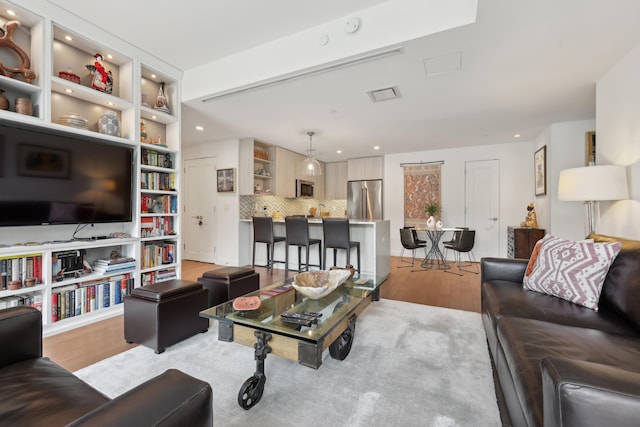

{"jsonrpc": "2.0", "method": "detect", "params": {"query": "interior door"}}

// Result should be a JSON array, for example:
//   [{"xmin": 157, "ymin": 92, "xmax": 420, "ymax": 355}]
[
  {"xmin": 183, "ymin": 157, "xmax": 216, "ymax": 263},
  {"xmin": 464, "ymin": 160, "xmax": 500, "ymax": 258}
]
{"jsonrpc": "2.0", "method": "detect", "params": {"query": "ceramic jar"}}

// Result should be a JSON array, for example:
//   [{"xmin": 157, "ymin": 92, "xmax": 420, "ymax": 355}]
[
  {"xmin": 98, "ymin": 109, "xmax": 120, "ymax": 136},
  {"xmin": 0, "ymin": 89, "xmax": 9, "ymax": 110},
  {"xmin": 426, "ymin": 216, "xmax": 436, "ymax": 230},
  {"xmin": 7, "ymin": 280, "xmax": 22, "ymax": 291},
  {"xmin": 436, "ymin": 220, "xmax": 444, "ymax": 230},
  {"xmin": 15, "ymin": 97, "xmax": 33, "ymax": 116}
]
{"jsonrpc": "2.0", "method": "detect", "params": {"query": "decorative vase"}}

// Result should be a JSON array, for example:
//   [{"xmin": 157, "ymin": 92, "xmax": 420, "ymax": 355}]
[
  {"xmin": 153, "ymin": 81, "xmax": 170, "ymax": 114},
  {"xmin": 98, "ymin": 109, "xmax": 120, "ymax": 136},
  {"xmin": 15, "ymin": 97, "xmax": 32, "ymax": 116},
  {"xmin": 0, "ymin": 89, "xmax": 9, "ymax": 110},
  {"xmin": 436, "ymin": 220, "xmax": 443, "ymax": 230},
  {"xmin": 141, "ymin": 93, "xmax": 151, "ymax": 108},
  {"xmin": 140, "ymin": 119, "xmax": 148, "ymax": 142},
  {"xmin": 426, "ymin": 216, "xmax": 436, "ymax": 230}
]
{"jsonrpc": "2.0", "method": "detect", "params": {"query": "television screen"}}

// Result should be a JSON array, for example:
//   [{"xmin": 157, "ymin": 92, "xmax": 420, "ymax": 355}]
[{"xmin": 0, "ymin": 121, "xmax": 134, "ymax": 227}]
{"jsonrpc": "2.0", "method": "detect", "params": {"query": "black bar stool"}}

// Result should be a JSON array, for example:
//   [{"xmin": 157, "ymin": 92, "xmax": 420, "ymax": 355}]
[
  {"xmin": 322, "ymin": 218, "xmax": 360, "ymax": 274},
  {"xmin": 284, "ymin": 216, "xmax": 322, "ymax": 277},
  {"xmin": 252, "ymin": 217, "xmax": 285, "ymax": 272}
]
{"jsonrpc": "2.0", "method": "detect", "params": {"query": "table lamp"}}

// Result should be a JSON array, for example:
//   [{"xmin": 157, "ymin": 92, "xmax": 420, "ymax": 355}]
[{"xmin": 557, "ymin": 165, "xmax": 628, "ymax": 235}]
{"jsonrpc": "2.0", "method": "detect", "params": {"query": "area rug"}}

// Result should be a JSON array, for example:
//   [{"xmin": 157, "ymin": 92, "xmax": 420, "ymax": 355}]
[{"xmin": 75, "ymin": 299, "xmax": 500, "ymax": 426}]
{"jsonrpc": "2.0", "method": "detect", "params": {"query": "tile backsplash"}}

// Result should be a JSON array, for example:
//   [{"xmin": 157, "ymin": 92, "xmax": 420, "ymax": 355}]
[{"xmin": 240, "ymin": 195, "xmax": 347, "ymax": 219}]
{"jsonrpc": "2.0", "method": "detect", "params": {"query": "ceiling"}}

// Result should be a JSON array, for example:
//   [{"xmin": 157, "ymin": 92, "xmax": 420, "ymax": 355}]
[{"xmin": 47, "ymin": 0, "xmax": 640, "ymax": 162}]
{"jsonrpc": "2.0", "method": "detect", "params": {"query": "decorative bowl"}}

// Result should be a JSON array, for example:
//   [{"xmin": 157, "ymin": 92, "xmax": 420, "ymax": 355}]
[
  {"xmin": 292, "ymin": 269, "xmax": 351, "ymax": 300},
  {"xmin": 58, "ymin": 70, "xmax": 81, "ymax": 84},
  {"xmin": 56, "ymin": 112, "xmax": 89, "ymax": 130}
]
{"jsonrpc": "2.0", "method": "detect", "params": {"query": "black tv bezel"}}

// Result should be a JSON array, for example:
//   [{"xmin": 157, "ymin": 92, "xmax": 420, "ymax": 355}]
[{"xmin": 0, "ymin": 120, "xmax": 135, "ymax": 227}]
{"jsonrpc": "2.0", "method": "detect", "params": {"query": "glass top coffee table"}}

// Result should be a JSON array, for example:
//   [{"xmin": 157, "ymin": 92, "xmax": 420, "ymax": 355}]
[{"xmin": 200, "ymin": 272, "xmax": 385, "ymax": 409}]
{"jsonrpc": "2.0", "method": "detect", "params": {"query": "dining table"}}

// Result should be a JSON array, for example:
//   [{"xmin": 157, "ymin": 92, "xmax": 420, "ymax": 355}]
[{"xmin": 415, "ymin": 227, "xmax": 461, "ymax": 270}]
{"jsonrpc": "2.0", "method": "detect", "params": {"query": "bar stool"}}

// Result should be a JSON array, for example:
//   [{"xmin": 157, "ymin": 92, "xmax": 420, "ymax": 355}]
[
  {"xmin": 284, "ymin": 216, "xmax": 322, "ymax": 277},
  {"xmin": 252, "ymin": 217, "xmax": 285, "ymax": 272},
  {"xmin": 322, "ymin": 218, "xmax": 360, "ymax": 274}
]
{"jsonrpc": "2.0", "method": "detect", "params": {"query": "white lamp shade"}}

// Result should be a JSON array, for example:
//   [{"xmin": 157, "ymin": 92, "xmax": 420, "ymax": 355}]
[{"xmin": 558, "ymin": 165, "xmax": 628, "ymax": 201}]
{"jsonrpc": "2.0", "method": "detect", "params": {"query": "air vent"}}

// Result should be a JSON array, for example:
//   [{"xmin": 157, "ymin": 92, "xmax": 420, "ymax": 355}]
[{"xmin": 367, "ymin": 86, "xmax": 401, "ymax": 103}]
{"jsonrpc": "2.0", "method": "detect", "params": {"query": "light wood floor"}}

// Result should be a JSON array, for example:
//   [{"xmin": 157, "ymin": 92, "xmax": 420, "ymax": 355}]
[{"xmin": 43, "ymin": 257, "xmax": 480, "ymax": 372}]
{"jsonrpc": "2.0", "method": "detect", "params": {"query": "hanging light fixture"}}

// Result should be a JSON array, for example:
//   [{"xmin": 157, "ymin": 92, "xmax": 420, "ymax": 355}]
[{"xmin": 301, "ymin": 131, "xmax": 322, "ymax": 176}]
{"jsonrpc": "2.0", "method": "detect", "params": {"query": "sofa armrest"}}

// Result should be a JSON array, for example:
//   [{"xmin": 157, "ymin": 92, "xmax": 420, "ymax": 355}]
[
  {"xmin": 0, "ymin": 306, "xmax": 42, "ymax": 367},
  {"xmin": 480, "ymin": 257, "xmax": 528, "ymax": 284},
  {"xmin": 542, "ymin": 357, "xmax": 640, "ymax": 427},
  {"xmin": 68, "ymin": 369, "xmax": 212, "ymax": 427}
]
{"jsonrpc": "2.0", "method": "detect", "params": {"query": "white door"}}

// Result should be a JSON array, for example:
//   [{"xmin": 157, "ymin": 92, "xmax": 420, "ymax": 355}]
[
  {"xmin": 465, "ymin": 160, "xmax": 500, "ymax": 258},
  {"xmin": 183, "ymin": 158, "xmax": 216, "ymax": 262}
]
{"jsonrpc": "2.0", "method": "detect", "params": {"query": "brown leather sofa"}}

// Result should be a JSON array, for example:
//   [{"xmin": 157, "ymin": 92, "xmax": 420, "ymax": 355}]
[
  {"xmin": 481, "ymin": 233, "xmax": 640, "ymax": 427},
  {"xmin": 0, "ymin": 306, "xmax": 213, "ymax": 426}
]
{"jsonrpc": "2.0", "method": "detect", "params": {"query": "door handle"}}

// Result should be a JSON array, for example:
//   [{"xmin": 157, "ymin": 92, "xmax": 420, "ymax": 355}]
[{"xmin": 489, "ymin": 217, "xmax": 498, "ymax": 221}]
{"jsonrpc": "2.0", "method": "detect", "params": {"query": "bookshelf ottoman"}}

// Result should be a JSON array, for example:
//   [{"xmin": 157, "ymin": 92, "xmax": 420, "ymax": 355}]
[
  {"xmin": 124, "ymin": 279, "xmax": 209, "ymax": 353},
  {"xmin": 197, "ymin": 266, "xmax": 260, "ymax": 308}
]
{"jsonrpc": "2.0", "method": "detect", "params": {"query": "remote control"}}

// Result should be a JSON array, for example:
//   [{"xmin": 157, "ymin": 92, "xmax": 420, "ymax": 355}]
[
  {"xmin": 301, "ymin": 311, "xmax": 322, "ymax": 318},
  {"xmin": 281, "ymin": 316, "xmax": 313, "ymax": 327},
  {"xmin": 280, "ymin": 312, "xmax": 318, "ymax": 324}
]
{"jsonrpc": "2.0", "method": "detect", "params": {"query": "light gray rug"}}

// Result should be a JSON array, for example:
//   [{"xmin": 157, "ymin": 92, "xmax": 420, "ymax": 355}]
[{"xmin": 75, "ymin": 299, "xmax": 500, "ymax": 426}]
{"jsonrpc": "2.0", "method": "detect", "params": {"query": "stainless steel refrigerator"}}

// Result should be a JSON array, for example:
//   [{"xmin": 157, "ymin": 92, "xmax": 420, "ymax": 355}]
[{"xmin": 347, "ymin": 179, "xmax": 383, "ymax": 220}]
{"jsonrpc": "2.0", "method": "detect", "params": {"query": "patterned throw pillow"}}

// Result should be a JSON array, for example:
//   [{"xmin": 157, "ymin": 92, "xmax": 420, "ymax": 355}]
[{"xmin": 523, "ymin": 234, "xmax": 621, "ymax": 311}]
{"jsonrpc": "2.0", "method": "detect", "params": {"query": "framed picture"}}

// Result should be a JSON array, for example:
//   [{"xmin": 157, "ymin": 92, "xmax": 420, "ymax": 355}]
[
  {"xmin": 18, "ymin": 144, "xmax": 71, "ymax": 179},
  {"xmin": 217, "ymin": 168, "xmax": 236, "ymax": 193},
  {"xmin": 585, "ymin": 131, "xmax": 596, "ymax": 165},
  {"xmin": 534, "ymin": 145, "xmax": 547, "ymax": 196}
]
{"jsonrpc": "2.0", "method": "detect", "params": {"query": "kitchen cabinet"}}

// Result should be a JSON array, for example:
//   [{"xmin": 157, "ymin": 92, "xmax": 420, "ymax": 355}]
[
  {"xmin": 275, "ymin": 147, "xmax": 297, "ymax": 198},
  {"xmin": 239, "ymin": 139, "xmax": 275, "ymax": 195},
  {"xmin": 325, "ymin": 162, "xmax": 348, "ymax": 199},
  {"xmin": 348, "ymin": 156, "xmax": 384, "ymax": 181}
]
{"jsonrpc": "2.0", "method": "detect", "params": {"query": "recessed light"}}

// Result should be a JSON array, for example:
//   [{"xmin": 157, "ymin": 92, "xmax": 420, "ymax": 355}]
[
  {"xmin": 373, "ymin": 146, "xmax": 380, "ymax": 150},
  {"xmin": 64, "ymin": 89, "xmax": 73, "ymax": 94},
  {"xmin": 514, "ymin": 134, "xmax": 521, "ymax": 138},
  {"xmin": 65, "ymin": 35, "xmax": 72, "ymax": 41},
  {"xmin": 107, "ymin": 101, "xmax": 115, "ymax": 106},
  {"xmin": 195, "ymin": 126, "xmax": 204, "ymax": 131},
  {"xmin": 151, "ymin": 115, "xmax": 157, "ymax": 120},
  {"xmin": 336, "ymin": 150, "xmax": 342, "ymax": 154},
  {"xmin": 106, "ymin": 54, "xmax": 113, "ymax": 59},
  {"xmin": 151, "ymin": 74, "xmax": 157, "ymax": 79},
  {"xmin": 6, "ymin": 9, "xmax": 16, "ymax": 16}
]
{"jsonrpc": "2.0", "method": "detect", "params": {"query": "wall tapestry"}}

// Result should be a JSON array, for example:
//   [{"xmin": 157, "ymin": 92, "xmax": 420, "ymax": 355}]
[{"xmin": 403, "ymin": 163, "xmax": 441, "ymax": 228}]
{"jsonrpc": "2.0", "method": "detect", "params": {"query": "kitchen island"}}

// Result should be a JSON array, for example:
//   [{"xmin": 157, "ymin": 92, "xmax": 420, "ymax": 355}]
[{"xmin": 239, "ymin": 218, "xmax": 390, "ymax": 279}]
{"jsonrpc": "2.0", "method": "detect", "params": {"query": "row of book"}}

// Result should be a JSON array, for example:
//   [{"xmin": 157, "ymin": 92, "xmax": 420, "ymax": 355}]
[
  {"xmin": 141, "ymin": 149, "xmax": 174, "ymax": 169},
  {"xmin": 140, "ymin": 216, "xmax": 175, "ymax": 238},
  {"xmin": 140, "ymin": 194, "xmax": 178, "ymax": 214},
  {"xmin": 141, "ymin": 242, "xmax": 176, "ymax": 269},
  {"xmin": 51, "ymin": 274, "xmax": 133, "ymax": 322},
  {"xmin": 141, "ymin": 267, "xmax": 177, "ymax": 286},
  {"xmin": 140, "ymin": 171, "xmax": 175, "ymax": 191},
  {"xmin": 92, "ymin": 256, "xmax": 136, "ymax": 274},
  {"xmin": 0, "ymin": 254, "xmax": 43, "ymax": 290},
  {"xmin": 0, "ymin": 293, "xmax": 42, "ymax": 311}
]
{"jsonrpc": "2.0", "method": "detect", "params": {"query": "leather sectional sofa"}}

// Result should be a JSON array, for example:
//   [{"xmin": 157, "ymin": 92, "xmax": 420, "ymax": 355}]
[
  {"xmin": 481, "ymin": 233, "xmax": 640, "ymax": 427},
  {"xmin": 0, "ymin": 306, "xmax": 213, "ymax": 426}
]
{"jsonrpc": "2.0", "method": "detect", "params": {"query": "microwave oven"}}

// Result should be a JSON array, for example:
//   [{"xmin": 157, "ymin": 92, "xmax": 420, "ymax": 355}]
[{"xmin": 296, "ymin": 179, "xmax": 314, "ymax": 198}]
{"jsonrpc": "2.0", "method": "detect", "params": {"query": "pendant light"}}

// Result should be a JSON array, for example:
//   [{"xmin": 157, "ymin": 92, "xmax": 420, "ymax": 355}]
[{"xmin": 301, "ymin": 131, "xmax": 322, "ymax": 176}]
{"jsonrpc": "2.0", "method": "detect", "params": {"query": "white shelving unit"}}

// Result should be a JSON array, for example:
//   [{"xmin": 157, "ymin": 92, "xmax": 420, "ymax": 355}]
[{"xmin": 0, "ymin": 1, "xmax": 182, "ymax": 335}]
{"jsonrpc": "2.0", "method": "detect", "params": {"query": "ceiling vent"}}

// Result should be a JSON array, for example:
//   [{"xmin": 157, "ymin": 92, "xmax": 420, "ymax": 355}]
[{"xmin": 367, "ymin": 86, "xmax": 401, "ymax": 103}]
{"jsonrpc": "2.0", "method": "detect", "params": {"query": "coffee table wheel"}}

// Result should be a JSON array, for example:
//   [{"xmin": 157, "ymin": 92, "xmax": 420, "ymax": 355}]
[
  {"xmin": 329, "ymin": 315, "xmax": 357, "ymax": 361},
  {"xmin": 238, "ymin": 374, "xmax": 265, "ymax": 410}
]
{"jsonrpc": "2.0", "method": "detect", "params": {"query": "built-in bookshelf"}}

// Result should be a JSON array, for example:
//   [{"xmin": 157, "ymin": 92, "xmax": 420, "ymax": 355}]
[{"xmin": 0, "ymin": 0, "xmax": 182, "ymax": 335}]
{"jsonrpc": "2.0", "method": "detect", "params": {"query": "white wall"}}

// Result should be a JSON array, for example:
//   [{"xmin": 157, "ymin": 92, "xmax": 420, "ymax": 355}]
[
  {"xmin": 182, "ymin": 139, "xmax": 242, "ymax": 265},
  {"xmin": 596, "ymin": 41, "xmax": 640, "ymax": 240},
  {"xmin": 384, "ymin": 141, "xmax": 533, "ymax": 259}
]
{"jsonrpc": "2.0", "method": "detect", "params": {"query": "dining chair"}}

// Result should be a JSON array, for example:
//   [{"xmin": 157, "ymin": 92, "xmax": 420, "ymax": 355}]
[
  {"xmin": 397, "ymin": 228, "xmax": 427, "ymax": 272},
  {"xmin": 445, "ymin": 229, "xmax": 478, "ymax": 275}
]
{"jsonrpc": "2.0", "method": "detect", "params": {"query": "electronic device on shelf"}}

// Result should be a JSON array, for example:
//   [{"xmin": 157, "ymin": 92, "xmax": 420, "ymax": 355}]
[{"xmin": 0, "ymin": 121, "xmax": 134, "ymax": 227}]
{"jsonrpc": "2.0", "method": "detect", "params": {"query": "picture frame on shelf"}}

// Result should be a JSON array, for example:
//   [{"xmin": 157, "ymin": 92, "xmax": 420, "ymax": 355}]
[
  {"xmin": 534, "ymin": 145, "xmax": 547, "ymax": 196},
  {"xmin": 18, "ymin": 144, "xmax": 70, "ymax": 179},
  {"xmin": 585, "ymin": 131, "xmax": 596, "ymax": 166},
  {"xmin": 217, "ymin": 168, "xmax": 236, "ymax": 193}
]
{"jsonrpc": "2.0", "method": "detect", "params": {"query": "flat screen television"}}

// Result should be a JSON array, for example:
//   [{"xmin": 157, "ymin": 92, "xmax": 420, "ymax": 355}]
[{"xmin": 0, "ymin": 121, "xmax": 134, "ymax": 227}]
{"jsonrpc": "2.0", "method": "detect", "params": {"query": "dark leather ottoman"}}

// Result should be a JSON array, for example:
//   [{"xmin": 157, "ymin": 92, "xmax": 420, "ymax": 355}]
[
  {"xmin": 197, "ymin": 266, "xmax": 260, "ymax": 308},
  {"xmin": 124, "ymin": 279, "xmax": 209, "ymax": 353}
]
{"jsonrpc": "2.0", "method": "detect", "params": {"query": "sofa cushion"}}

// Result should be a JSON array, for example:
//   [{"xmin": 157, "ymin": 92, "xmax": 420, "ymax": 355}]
[
  {"xmin": 523, "ymin": 234, "xmax": 621, "ymax": 310},
  {"xmin": 0, "ymin": 357, "xmax": 109, "ymax": 426},
  {"xmin": 590, "ymin": 234, "xmax": 640, "ymax": 333},
  {"xmin": 496, "ymin": 317, "xmax": 640, "ymax": 427}
]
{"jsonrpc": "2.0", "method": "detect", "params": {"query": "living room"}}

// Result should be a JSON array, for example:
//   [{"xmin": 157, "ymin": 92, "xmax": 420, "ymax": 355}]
[{"xmin": 2, "ymin": 0, "xmax": 640, "ymax": 425}]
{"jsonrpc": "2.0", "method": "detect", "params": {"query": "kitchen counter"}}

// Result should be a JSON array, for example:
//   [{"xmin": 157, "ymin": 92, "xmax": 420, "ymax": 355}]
[{"xmin": 239, "ymin": 219, "xmax": 390, "ymax": 278}]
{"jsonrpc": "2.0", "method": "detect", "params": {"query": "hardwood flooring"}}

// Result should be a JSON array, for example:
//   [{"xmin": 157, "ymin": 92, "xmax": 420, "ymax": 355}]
[{"xmin": 42, "ymin": 258, "xmax": 480, "ymax": 372}]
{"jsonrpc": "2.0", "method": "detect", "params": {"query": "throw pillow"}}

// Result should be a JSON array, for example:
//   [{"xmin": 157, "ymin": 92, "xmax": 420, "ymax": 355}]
[{"xmin": 523, "ymin": 234, "xmax": 621, "ymax": 310}]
